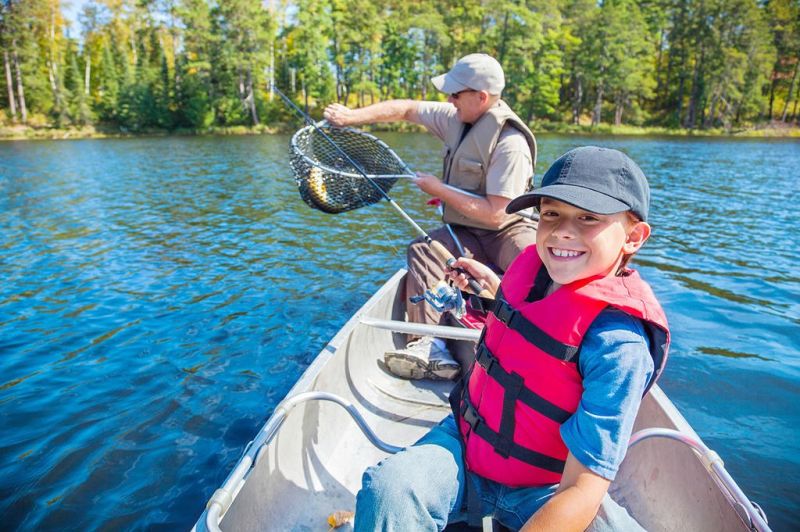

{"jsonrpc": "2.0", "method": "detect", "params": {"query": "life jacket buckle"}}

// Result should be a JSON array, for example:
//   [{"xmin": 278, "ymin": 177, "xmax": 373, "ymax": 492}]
[
  {"xmin": 475, "ymin": 343, "xmax": 495, "ymax": 373},
  {"xmin": 494, "ymin": 298, "xmax": 516, "ymax": 325},
  {"xmin": 462, "ymin": 403, "xmax": 483, "ymax": 432}
]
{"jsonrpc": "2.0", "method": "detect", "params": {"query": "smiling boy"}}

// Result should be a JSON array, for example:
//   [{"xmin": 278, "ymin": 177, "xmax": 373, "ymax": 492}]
[{"xmin": 353, "ymin": 147, "xmax": 670, "ymax": 531}]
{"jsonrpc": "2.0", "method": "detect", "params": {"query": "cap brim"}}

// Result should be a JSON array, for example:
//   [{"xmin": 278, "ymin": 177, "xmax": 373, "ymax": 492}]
[
  {"xmin": 506, "ymin": 184, "xmax": 631, "ymax": 215},
  {"xmin": 431, "ymin": 73, "xmax": 469, "ymax": 95}
]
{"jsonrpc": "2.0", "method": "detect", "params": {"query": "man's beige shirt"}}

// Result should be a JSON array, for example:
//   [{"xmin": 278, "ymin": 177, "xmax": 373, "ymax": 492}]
[{"xmin": 416, "ymin": 101, "xmax": 533, "ymax": 199}]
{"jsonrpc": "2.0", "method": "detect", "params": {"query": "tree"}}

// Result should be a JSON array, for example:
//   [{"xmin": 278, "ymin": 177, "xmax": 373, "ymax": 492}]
[
  {"xmin": 574, "ymin": 0, "xmax": 657, "ymax": 127},
  {"xmin": 0, "ymin": 1, "xmax": 18, "ymax": 122},
  {"xmin": 0, "ymin": 0, "xmax": 795, "ymax": 132},
  {"xmin": 331, "ymin": 0, "xmax": 381, "ymax": 107},
  {"xmin": 174, "ymin": 0, "xmax": 213, "ymax": 128},
  {"xmin": 285, "ymin": 0, "xmax": 333, "ymax": 113},
  {"xmin": 64, "ymin": 38, "xmax": 92, "ymax": 124},
  {"xmin": 378, "ymin": 20, "xmax": 420, "ymax": 100},
  {"xmin": 215, "ymin": 0, "xmax": 274, "ymax": 125},
  {"xmin": 766, "ymin": 0, "xmax": 800, "ymax": 122},
  {"xmin": 79, "ymin": 2, "xmax": 103, "ymax": 102}
]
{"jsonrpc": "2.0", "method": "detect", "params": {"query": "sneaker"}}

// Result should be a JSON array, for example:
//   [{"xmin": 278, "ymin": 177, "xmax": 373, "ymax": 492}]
[{"xmin": 384, "ymin": 336, "xmax": 461, "ymax": 381}]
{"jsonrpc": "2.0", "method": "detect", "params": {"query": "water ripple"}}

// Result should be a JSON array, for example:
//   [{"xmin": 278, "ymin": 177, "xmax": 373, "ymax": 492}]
[{"xmin": 1, "ymin": 134, "xmax": 798, "ymax": 530}]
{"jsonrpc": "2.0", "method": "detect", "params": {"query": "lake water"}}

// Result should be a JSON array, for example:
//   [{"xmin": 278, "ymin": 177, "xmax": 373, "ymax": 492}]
[{"xmin": 1, "ymin": 133, "xmax": 798, "ymax": 530}]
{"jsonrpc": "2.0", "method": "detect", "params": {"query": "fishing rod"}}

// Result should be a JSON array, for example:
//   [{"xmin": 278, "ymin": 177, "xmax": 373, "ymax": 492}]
[{"xmin": 272, "ymin": 83, "xmax": 492, "ymax": 299}]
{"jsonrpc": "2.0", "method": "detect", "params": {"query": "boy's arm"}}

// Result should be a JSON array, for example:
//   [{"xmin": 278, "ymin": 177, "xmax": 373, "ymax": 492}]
[
  {"xmin": 523, "ymin": 309, "xmax": 653, "ymax": 530},
  {"xmin": 520, "ymin": 453, "xmax": 610, "ymax": 532}
]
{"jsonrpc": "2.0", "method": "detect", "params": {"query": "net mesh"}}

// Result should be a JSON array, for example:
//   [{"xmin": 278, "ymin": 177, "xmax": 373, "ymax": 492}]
[{"xmin": 289, "ymin": 123, "xmax": 411, "ymax": 213}]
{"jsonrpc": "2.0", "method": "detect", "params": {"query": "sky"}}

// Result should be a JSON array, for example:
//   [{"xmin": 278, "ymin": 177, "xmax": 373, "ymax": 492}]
[{"xmin": 61, "ymin": 0, "xmax": 87, "ymax": 33}]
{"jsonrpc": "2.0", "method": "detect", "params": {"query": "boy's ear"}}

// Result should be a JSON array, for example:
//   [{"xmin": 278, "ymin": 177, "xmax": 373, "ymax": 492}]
[{"xmin": 624, "ymin": 221, "xmax": 651, "ymax": 254}]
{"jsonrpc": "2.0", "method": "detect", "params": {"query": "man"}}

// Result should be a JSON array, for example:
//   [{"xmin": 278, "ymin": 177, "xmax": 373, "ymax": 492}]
[{"xmin": 324, "ymin": 53, "xmax": 537, "ymax": 380}]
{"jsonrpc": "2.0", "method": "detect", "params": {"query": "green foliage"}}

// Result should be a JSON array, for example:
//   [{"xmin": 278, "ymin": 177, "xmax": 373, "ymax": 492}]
[
  {"xmin": 1, "ymin": 0, "xmax": 797, "ymax": 133},
  {"xmin": 287, "ymin": 0, "xmax": 334, "ymax": 108},
  {"xmin": 378, "ymin": 21, "xmax": 420, "ymax": 99},
  {"xmin": 64, "ymin": 40, "xmax": 92, "ymax": 125}
]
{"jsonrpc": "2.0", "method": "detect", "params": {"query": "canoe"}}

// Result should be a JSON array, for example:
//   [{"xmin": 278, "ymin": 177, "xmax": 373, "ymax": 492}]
[{"xmin": 193, "ymin": 270, "xmax": 770, "ymax": 532}]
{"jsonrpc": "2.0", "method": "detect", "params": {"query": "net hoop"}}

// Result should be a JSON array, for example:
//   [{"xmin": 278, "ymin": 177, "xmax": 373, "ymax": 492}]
[{"xmin": 289, "ymin": 122, "xmax": 414, "ymax": 214}]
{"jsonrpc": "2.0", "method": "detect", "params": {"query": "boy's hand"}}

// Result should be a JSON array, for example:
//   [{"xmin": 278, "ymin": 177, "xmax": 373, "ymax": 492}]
[
  {"xmin": 520, "ymin": 453, "xmax": 610, "ymax": 532},
  {"xmin": 447, "ymin": 257, "xmax": 501, "ymax": 297}
]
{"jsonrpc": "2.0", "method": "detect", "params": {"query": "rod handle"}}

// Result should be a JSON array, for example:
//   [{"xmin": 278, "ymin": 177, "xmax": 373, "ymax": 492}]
[{"xmin": 428, "ymin": 240, "xmax": 493, "ymax": 299}]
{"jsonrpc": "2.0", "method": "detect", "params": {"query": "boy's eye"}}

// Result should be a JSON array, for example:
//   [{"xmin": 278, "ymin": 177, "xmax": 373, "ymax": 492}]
[
  {"xmin": 540, "ymin": 210, "xmax": 558, "ymax": 218},
  {"xmin": 579, "ymin": 214, "xmax": 600, "ymax": 222}
]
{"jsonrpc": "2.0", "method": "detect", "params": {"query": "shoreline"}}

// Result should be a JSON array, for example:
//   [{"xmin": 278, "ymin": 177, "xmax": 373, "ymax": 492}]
[{"xmin": 1, "ymin": 121, "xmax": 798, "ymax": 141}]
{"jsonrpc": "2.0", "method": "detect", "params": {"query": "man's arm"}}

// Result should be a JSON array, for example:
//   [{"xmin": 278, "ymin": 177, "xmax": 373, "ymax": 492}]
[
  {"xmin": 419, "ymin": 127, "xmax": 531, "ymax": 230},
  {"xmin": 323, "ymin": 100, "xmax": 421, "ymax": 127},
  {"xmin": 415, "ymin": 172, "xmax": 516, "ymax": 229},
  {"xmin": 520, "ymin": 453, "xmax": 610, "ymax": 532}
]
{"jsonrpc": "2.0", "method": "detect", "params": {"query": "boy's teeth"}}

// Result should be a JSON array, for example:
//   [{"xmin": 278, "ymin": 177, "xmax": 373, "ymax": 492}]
[{"xmin": 552, "ymin": 248, "xmax": 581, "ymax": 257}]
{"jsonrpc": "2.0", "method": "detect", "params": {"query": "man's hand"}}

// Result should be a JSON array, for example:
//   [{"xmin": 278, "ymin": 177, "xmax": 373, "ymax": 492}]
[
  {"xmin": 323, "ymin": 103, "xmax": 354, "ymax": 126},
  {"xmin": 413, "ymin": 172, "xmax": 442, "ymax": 196},
  {"xmin": 324, "ymin": 100, "xmax": 421, "ymax": 128}
]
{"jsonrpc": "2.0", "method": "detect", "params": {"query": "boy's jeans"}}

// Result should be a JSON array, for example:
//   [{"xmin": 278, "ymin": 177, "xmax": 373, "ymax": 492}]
[{"xmin": 354, "ymin": 416, "xmax": 644, "ymax": 532}]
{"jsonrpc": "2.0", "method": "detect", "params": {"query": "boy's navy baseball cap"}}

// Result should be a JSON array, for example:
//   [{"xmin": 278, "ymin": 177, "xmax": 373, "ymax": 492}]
[{"xmin": 506, "ymin": 146, "xmax": 650, "ymax": 221}]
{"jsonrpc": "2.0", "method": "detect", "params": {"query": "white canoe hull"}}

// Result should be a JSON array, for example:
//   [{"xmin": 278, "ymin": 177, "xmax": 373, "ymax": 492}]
[{"xmin": 195, "ymin": 270, "xmax": 761, "ymax": 531}]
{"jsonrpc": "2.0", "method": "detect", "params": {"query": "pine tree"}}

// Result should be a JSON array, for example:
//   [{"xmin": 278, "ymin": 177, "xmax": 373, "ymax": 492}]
[
  {"xmin": 286, "ymin": 0, "xmax": 334, "ymax": 114},
  {"xmin": 96, "ymin": 39, "xmax": 120, "ymax": 123},
  {"xmin": 64, "ymin": 39, "xmax": 92, "ymax": 125},
  {"xmin": 175, "ymin": 0, "xmax": 213, "ymax": 128},
  {"xmin": 214, "ymin": 0, "xmax": 274, "ymax": 125}
]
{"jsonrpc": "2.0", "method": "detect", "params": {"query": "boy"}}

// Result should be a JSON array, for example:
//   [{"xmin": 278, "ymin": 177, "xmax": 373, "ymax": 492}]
[{"xmin": 354, "ymin": 146, "xmax": 670, "ymax": 531}]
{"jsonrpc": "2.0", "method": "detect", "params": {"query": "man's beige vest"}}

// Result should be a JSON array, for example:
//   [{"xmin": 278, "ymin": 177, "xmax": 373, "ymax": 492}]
[{"xmin": 441, "ymin": 100, "xmax": 537, "ymax": 230}]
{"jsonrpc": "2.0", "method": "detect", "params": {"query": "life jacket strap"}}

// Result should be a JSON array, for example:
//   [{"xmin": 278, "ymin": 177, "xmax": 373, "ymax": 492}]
[
  {"xmin": 448, "ymin": 363, "xmax": 482, "ymax": 527},
  {"xmin": 492, "ymin": 297, "xmax": 581, "ymax": 363},
  {"xmin": 496, "ymin": 369, "xmax": 524, "ymax": 458},
  {"xmin": 475, "ymin": 343, "xmax": 573, "ymax": 424},
  {"xmin": 461, "ymin": 401, "xmax": 566, "ymax": 474}
]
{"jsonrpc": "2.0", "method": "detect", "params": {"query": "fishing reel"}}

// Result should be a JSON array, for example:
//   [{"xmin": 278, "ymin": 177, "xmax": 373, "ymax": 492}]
[{"xmin": 409, "ymin": 280, "xmax": 466, "ymax": 319}]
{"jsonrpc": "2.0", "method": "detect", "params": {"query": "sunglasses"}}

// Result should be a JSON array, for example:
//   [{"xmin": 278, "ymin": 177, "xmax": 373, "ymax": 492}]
[{"xmin": 449, "ymin": 89, "xmax": 477, "ymax": 100}]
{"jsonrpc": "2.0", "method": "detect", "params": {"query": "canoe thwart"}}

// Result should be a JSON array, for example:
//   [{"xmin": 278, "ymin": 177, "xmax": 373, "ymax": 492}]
[{"xmin": 360, "ymin": 317, "xmax": 482, "ymax": 341}]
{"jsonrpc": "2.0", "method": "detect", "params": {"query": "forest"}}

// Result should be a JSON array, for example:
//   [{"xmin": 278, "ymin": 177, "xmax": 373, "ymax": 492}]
[{"xmin": 1, "ymin": 0, "xmax": 798, "ymax": 136}]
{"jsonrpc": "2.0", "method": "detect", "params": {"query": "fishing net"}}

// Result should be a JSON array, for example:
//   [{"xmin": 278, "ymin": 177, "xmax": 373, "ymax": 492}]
[{"xmin": 289, "ymin": 122, "xmax": 413, "ymax": 214}]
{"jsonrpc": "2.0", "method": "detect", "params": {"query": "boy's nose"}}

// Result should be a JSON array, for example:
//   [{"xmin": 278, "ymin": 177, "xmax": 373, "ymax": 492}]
[{"xmin": 552, "ymin": 221, "xmax": 577, "ymax": 238}]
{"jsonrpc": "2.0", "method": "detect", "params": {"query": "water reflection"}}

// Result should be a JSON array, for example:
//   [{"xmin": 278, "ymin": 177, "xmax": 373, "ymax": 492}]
[{"xmin": 697, "ymin": 346, "xmax": 771, "ymax": 361}]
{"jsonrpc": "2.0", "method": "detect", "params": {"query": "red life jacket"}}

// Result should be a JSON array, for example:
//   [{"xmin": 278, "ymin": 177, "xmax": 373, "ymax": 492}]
[{"xmin": 454, "ymin": 246, "xmax": 670, "ymax": 487}]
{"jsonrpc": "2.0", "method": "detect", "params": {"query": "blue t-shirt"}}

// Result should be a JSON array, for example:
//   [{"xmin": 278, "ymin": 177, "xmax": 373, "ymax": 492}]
[{"xmin": 559, "ymin": 307, "xmax": 654, "ymax": 481}]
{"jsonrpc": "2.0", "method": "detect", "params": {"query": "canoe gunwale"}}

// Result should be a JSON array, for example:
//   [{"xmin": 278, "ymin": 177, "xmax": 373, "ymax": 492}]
[
  {"xmin": 628, "ymin": 425, "xmax": 770, "ymax": 531},
  {"xmin": 196, "ymin": 270, "xmax": 408, "ymax": 532}
]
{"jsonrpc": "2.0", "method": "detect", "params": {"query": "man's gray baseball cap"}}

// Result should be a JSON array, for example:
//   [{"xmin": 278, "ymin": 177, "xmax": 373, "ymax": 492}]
[
  {"xmin": 506, "ymin": 146, "xmax": 651, "ymax": 221},
  {"xmin": 431, "ymin": 53, "xmax": 505, "ymax": 95}
]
